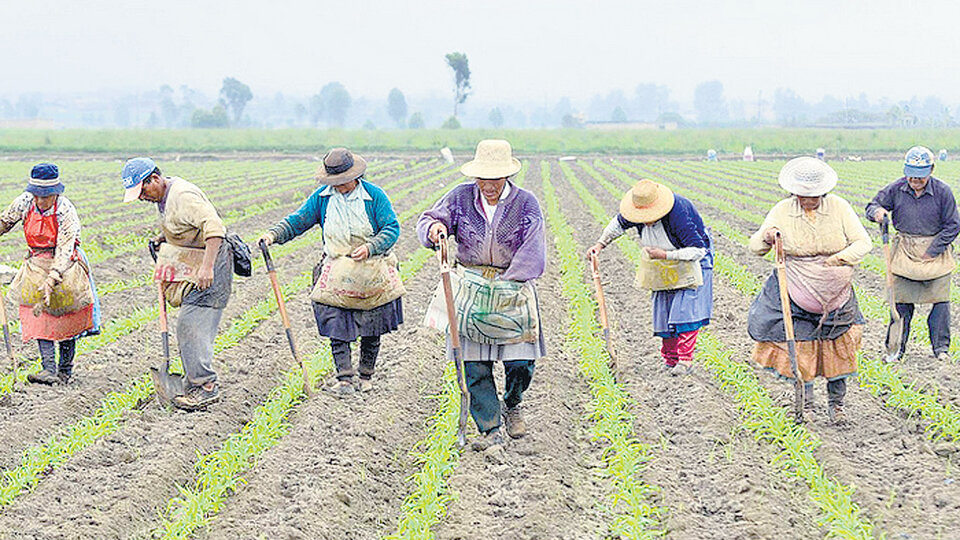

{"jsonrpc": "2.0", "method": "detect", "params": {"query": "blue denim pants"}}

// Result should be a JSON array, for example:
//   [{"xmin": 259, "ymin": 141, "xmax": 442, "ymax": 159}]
[{"xmin": 464, "ymin": 360, "xmax": 535, "ymax": 434}]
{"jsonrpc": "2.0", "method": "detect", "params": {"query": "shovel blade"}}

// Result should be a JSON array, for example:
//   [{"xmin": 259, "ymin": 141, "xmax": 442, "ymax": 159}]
[
  {"xmin": 885, "ymin": 316, "xmax": 904, "ymax": 360},
  {"xmin": 150, "ymin": 366, "xmax": 185, "ymax": 404}
]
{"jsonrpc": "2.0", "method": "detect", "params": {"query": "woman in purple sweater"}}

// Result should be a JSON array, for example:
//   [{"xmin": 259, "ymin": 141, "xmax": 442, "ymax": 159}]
[{"xmin": 418, "ymin": 140, "xmax": 546, "ymax": 451}]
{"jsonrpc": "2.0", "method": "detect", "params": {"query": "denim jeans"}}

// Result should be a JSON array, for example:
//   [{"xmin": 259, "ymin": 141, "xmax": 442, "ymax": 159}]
[
  {"xmin": 464, "ymin": 360, "xmax": 535, "ymax": 434},
  {"xmin": 178, "ymin": 303, "xmax": 222, "ymax": 387},
  {"xmin": 886, "ymin": 302, "xmax": 951, "ymax": 356},
  {"xmin": 38, "ymin": 338, "xmax": 76, "ymax": 376},
  {"xmin": 330, "ymin": 336, "xmax": 381, "ymax": 380}
]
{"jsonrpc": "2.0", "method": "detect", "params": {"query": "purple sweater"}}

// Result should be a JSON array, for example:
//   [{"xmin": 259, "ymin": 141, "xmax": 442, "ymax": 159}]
[{"xmin": 417, "ymin": 182, "xmax": 545, "ymax": 282}]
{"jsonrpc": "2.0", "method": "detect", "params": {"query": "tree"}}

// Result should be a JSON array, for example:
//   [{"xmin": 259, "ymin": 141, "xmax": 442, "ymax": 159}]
[
  {"xmin": 387, "ymin": 88, "xmax": 408, "ymax": 127},
  {"xmin": 611, "ymin": 106, "xmax": 627, "ymax": 122},
  {"xmin": 191, "ymin": 105, "xmax": 229, "ymax": 128},
  {"xmin": 219, "ymin": 77, "xmax": 253, "ymax": 125},
  {"xmin": 693, "ymin": 80, "xmax": 728, "ymax": 125},
  {"xmin": 441, "ymin": 116, "xmax": 461, "ymax": 129},
  {"xmin": 773, "ymin": 88, "xmax": 808, "ymax": 126},
  {"xmin": 489, "ymin": 107, "xmax": 504, "ymax": 128},
  {"xmin": 408, "ymin": 112, "xmax": 425, "ymax": 129},
  {"xmin": 320, "ymin": 82, "xmax": 352, "ymax": 127},
  {"xmin": 633, "ymin": 83, "xmax": 671, "ymax": 122},
  {"xmin": 308, "ymin": 93, "xmax": 325, "ymax": 126},
  {"xmin": 445, "ymin": 52, "xmax": 471, "ymax": 118},
  {"xmin": 159, "ymin": 85, "xmax": 179, "ymax": 127}
]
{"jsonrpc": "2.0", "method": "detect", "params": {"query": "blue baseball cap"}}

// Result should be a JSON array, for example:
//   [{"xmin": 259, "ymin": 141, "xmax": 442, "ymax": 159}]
[
  {"xmin": 904, "ymin": 146, "xmax": 934, "ymax": 178},
  {"xmin": 121, "ymin": 157, "xmax": 157, "ymax": 202}
]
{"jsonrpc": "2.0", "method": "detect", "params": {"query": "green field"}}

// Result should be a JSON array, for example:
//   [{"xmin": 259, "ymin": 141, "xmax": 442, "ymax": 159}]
[{"xmin": 2, "ymin": 127, "xmax": 960, "ymax": 156}]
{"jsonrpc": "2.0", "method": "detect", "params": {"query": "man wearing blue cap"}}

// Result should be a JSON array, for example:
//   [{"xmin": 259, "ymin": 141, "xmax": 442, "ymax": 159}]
[
  {"xmin": 867, "ymin": 146, "xmax": 960, "ymax": 362},
  {"xmin": 121, "ymin": 157, "xmax": 232, "ymax": 410}
]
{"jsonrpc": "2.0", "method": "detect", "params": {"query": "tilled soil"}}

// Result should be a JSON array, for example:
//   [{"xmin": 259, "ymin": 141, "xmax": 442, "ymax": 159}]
[
  {"xmin": 578, "ymin": 160, "xmax": 960, "ymax": 538},
  {"xmin": 551, "ymin": 163, "xmax": 821, "ymax": 539}
]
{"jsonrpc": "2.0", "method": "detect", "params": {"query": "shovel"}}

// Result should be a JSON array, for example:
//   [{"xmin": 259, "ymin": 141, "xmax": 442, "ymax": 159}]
[
  {"xmin": 437, "ymin": 231, "xmax": 470, "ymax": 448},
  {"xmin": 774, "ymin": 232, "xmax": 804, "ymax": 423},
  {"xmin": 881, "ymin": 214, "xmax": 904, "ymax": 361},
  {"xmin": 149, "ymin": 280, "xmax": 185, "ymax": 404},
  {"xmin": 0, "ymin": 288, "xmax": 15, "ymax": 395},
  {"xmin": 259, "ymin": 240, "xmax": 312, "ymax": 397},
  {"xmin": 588, "ymin": 253, "xmax": 618, "ymax": 373}
]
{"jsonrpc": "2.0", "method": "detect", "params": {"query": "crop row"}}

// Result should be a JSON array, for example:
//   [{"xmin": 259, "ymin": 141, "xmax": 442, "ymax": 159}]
[{"xmin": 560, "ymin": 160, "xmax": 878, "ymax": 537}]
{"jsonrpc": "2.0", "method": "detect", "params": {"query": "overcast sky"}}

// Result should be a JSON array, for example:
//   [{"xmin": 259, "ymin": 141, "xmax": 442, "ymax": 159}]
[{"xmin": 2, "ymin": 0, "xmax": 957, "ymax": 105}]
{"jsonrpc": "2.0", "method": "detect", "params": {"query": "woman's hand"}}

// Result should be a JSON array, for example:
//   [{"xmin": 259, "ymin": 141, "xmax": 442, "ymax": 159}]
[
  {"xmin": 586, "ymin": 243, "xmax": 604, "ymax": 259},
  {"xmin": 644, "ymin": 247, "xmax": 668, "ymax": 260},
  {"xmin": 428, "ymin": 222, "xmax": 448, "ymax": 244},
  {"xmin": 41, "ymin": 275, "xmax": 56, "ymax": 306},
  {"xmin": 762, "ymin": 227, "xmax": 781, "ymax": 245},
  {"xmin": 824, "ymin": 255, "xmax": 843, "ymax": 267},
  {"xmin": 350, "ymin": 244, "xmax": 370, "ymax": 261}
]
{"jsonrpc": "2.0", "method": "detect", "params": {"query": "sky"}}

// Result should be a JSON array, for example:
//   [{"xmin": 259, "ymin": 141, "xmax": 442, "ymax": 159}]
[{"xmin": 2, "ymin": 0, "xmax": 957, "ymax": 106}]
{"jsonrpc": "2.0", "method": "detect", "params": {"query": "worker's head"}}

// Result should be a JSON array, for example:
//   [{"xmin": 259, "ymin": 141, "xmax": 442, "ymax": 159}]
[
  {"xmin": 903, "ymin": 146, "xmax": 935, "ymax": 184},
  {"xmin": 121, "ymin": 157, "xmax": 163, "ymax": 203},
  {"xmin": 475, "ymin": 177, "xmax": 508, "ymax": 205},
  {"xmin": 778, "ymin": 157, "xmax": 838, "ymax": 198},
  {"xmin": 26, "ymin": 163, "xmax": 64, "ymax": 210},
  {"xmin": 316, "ymin": 148, "xmax": 367, "ymax": 187}
]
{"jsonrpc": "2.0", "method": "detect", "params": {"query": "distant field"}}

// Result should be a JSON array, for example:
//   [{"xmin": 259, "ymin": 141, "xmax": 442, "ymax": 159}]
[{"xmin": 2, "ymin": 127, "xmax": 960, "ymax": 156}]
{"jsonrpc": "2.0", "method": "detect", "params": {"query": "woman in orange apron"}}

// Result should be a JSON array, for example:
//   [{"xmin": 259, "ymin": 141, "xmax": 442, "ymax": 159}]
[{"xmin": 0, "ymin": 164, "xmax": 100, "ymax": 385}]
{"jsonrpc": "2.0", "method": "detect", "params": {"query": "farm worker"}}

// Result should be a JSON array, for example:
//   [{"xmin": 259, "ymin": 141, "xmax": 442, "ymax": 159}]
[
  {"xmin": 706, "ymin": 149, "xmax": 718, "ymax": 161},
  {"xmin": 743, "ymin": 146, "xmax": 754, "ymax": 161},
  {"xmin": 586, "ymin": 179, "xmax": 713, "ymax": 375},
  {"xmin": 939, "ymin": 149, "xmax": 948, "ymax": 161},
  {"xmin": 748, "ymin": 157, "xmax": 871, "ymax": 423},
  {"xmin": 121, "ymin": 157, "xmax": 234, "ymax": 411},
  {"xmin": 0, "ymin": 164, "xmax": 100, "ymax": 385},
  {"xmin": 259, "ymin": 148, "xmax": 403, "ymax": 396},
  {"xmin": 865, "ymin": 146, "xmax": 960, "ymax": 362},
  {"xmin": 816, "ymin": 148, "xmax": 825, "ymax": 161},
  {"xmin": 418, "ymin": 139, "xmax": 546, "ymax": 451}
]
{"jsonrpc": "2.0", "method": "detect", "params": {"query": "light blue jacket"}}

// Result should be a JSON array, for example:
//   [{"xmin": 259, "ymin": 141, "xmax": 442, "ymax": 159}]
[{"xmin": 271, "ymin": 179, "xmax": 400, "ymax": 256}]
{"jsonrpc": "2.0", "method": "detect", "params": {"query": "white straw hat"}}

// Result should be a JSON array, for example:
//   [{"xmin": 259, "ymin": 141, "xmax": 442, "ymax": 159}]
[
  {"xmin": 460, "ymin": 139, "xmax": 522, "ymax": 179},
  {"xmin": 778, "ymin": 156, "xmax": 838, "ymax": 197}
]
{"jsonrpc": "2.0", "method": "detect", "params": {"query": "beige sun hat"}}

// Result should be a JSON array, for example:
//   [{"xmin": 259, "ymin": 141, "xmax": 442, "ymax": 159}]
[
  {"xmin": 315, "ymin": 147, "xmax": 367, "ymax": 185},
  {"xmin": 620, "ymin": 179, "xmax": 675, "ymax": 223},
  {"xmin": 460, "ymin": 139, "xmax": 522, "ymax": 179},
  {"xmin": 778, "ymin": 156, "xmax": 838, "ymax": 196}
]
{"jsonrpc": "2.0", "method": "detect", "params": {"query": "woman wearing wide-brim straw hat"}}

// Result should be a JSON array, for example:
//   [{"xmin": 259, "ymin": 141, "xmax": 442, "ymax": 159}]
[
  {"xmin": 587, "ymin": 178, "xmax": 713, "ymax": 375},
  {"xmin": 0, "ymin": 163, "xmax": 101, "ymax": 386},
  {"xmin": 747, "ymin": 157, "xmax": 871, "ymax": 424},
  {"xmin": 259, "ymin": 147, "xmax": 404, "ymax": 396},
  {"xmin": 418, "ymin": 139, "xmax": 546, "ymax": 451}
]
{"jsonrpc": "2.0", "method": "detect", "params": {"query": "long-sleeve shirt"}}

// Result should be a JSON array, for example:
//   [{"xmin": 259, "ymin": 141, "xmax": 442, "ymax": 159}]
[
  {"xmin": 597, "ymin": 194, "xmax": 712, "ymax": 268},
  {"xmin": 865, "ymin": 176, "xmax": 960, "ymax": 258},
  {"xmin": 159, "ymin": 178, "xmax": 226, "ymax": 248},
  {"xmin": 268, "ymin": 179, "xmax": 400, "ymax": 256},
  {"xmin": 417, "ymin": 181, "xmax": 545, "ymax": 282},
  {"xmin": 0, "ymin": 192, "xmax": 81, "ymax": 276},
  {"xmin": 750, "ymin": 194, "xmax": 871, "ymax": 264}
]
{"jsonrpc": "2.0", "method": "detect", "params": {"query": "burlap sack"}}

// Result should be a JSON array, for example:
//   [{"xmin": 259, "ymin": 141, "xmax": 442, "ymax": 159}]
[
  {"xmin": 310, "ymin": 253, "xmax": 405, "ymax": 310},
  {"xmin": 634, "ymin": 251, "xmax": 703, "ymax": 291},
  {"xmin": 423, "ymin": 266, "xmax": 540, "ymax": 345},
  {"xmin": 7, "ymin": 257, "xmax": 93, "ymax": 316},
  {"xmin": 890, "ymin": 234, "xmax": 955, "ymax": 281}
]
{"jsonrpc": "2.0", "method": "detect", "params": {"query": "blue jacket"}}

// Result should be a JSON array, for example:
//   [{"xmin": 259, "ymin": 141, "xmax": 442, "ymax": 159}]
[
  {"xmin": 272, "ymin": 180, "xmax": 400, "ymax": 255},
  {"xmin": 617, "ymin": 194, "xmax": 713, "ymax": 269}
]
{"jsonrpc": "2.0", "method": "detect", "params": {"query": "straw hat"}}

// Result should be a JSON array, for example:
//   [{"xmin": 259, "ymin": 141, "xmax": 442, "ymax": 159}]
[
  {"xmin": 777, "ymin": 156, "xmax": 838, "ymax": 196},
  {"xmin": 460, "ymin": 139, "xmax": 522, "ymax": 179},
  {"xmin": 315, "ymin": 148, "xmax": 367, "ymax": 185},
  {"xmin": 619, "ymin": 179, "xmax": 675, "ymax": 223}
]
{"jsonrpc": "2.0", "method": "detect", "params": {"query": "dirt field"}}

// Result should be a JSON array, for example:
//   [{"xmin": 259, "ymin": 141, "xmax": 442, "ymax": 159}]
[{"xmin": 0, "ymin": 156, "xmax": 957, "ymax": 539}]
